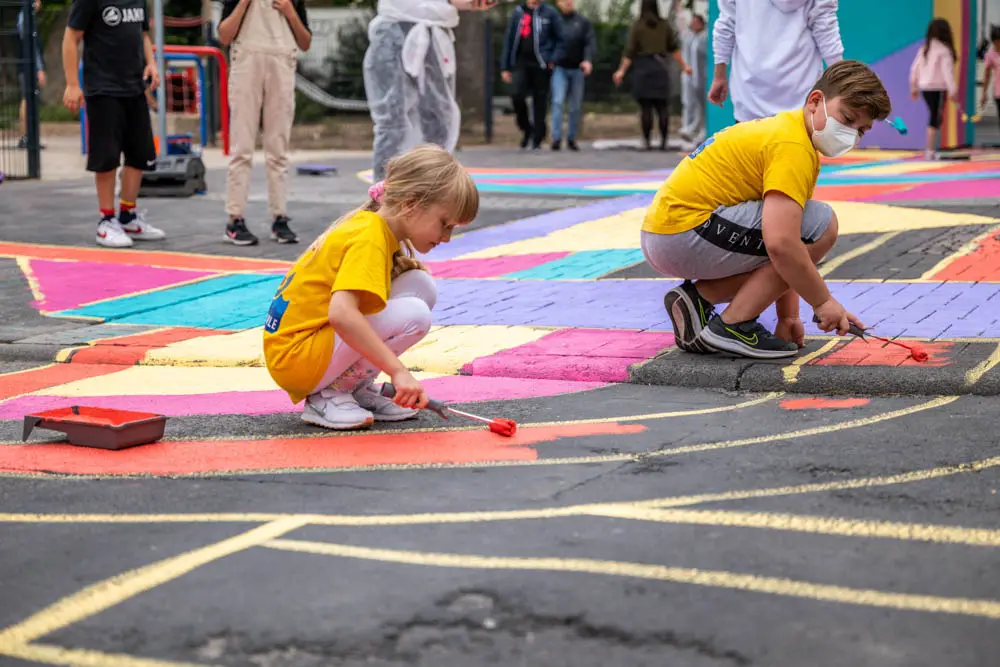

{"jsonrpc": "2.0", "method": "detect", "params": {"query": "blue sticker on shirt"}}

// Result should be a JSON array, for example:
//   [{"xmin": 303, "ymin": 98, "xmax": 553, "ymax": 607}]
[
  {"xmin": 688, "ymin": 135, "xmax": 715, "ymax": 159},
  {"xmin": 265, "ymin": 272, "xmax": 295, "ymax": 333}
]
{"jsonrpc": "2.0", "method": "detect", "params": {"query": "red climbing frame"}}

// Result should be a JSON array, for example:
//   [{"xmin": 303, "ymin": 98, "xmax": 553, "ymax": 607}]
[{"xmin": 161, "ymin": 45, "xmax": 230, "ymax": 156}]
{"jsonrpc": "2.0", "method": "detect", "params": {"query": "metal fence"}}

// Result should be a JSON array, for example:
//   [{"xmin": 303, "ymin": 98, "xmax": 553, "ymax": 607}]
[{"xmin": 0, "ymin": 0, "xmax": 40, "ymax": 179}]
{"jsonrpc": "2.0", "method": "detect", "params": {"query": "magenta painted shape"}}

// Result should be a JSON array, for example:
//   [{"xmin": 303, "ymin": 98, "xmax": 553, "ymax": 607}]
[
  {"xmin": 1, "ymin": 376, "xmax": 606, "ymax": 420},
  {"xmin": 461, "ymin": 328, "xmax": 676, "ymax": 382},
  {"xmin": 26, "ymin": 259, "xmax": 219, "ymax": 313},
  {"xmin": 862, "ymin": 179, "xmax": 1000, "ymax": 202},
  {"xmin": 424, "ymin": 253, "xmax": 571, "ymax": 279}
]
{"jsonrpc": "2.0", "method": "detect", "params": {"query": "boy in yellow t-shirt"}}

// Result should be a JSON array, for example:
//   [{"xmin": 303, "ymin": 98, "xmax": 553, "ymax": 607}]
[
  {"xmin": 263, "ymin": 145, "xmax": 479, "ymax": 430},
  {"xmin": 641, "ymin": 60, "xmax": 891, "ymax": 359}
]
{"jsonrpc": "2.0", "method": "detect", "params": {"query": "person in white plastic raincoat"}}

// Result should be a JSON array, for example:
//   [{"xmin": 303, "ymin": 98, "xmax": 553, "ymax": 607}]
[{"xmin": 364, "ymin": 0, "xmax": 495, "ymax": 180}]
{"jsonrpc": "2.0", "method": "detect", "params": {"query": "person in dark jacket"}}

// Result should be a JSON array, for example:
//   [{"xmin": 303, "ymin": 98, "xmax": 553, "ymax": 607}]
[
  {"xmin": 550, "ymin": 0, "xmax": 594, "ymax": 151},
  {"xmin": 501, "ymin": 0, "xmax": 565, "ymax": 149},
  {"xmin": 612, "ymin": 0, "xmax": 690, "ymax": 150}
]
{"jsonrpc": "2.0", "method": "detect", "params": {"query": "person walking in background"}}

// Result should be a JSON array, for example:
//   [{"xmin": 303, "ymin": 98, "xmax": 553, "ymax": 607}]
[
  {"xmin": 17, "ymin": 0, "xmax": 45, "ymax": 150},
  {"xmin": 982, "ymin": 26, "xmax": 1000, "ymax": 133},
  {"xmin": 910, "ymin": 18, "xmax": 959, "ymax": 161},
  {"xmin": 612, "ymin": 0, "xmax": 691, "ymax": 151},
  {"xmin": 708, "ymin": 0, "xmax": 843, "ymax": 122},
  {"xmin": 549, "ymin": 0, "xmax": 594, "ymax": 151},
  {"xmin": 501, "ymin": 0, "xmax": 565, "ymax": 150},
  {"xmin": 218, "ymin": 0, "xmax": 312, "ymax": 246},
  {"xmin": 679, "ymin": 12, "xmax": 707, "ymax": 143},
  {"xmin": 62, "ymin": 0, "xmax": 166, "ymax": 249}
]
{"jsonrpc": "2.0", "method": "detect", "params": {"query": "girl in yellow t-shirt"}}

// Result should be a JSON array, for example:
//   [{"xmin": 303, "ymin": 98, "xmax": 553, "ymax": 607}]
[{"xmin": 263, "ymin": 145, "xmax": 479, "ymax": 430}]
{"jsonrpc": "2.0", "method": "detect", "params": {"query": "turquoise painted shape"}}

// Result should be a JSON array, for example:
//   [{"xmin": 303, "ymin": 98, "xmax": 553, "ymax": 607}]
[
  {"xmin": 506, "ymin": 249, "xmax": 647, "ymax": 280},
  {"xmin": 54, "ymin": 273, "xmax": 283, "ymax": 330}
]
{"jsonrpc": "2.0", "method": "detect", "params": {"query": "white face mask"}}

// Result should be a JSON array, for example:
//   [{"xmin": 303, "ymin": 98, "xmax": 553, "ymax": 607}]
[{"xmin": 810, "ymin": 97, "xmax": 859, "ymax": 158}]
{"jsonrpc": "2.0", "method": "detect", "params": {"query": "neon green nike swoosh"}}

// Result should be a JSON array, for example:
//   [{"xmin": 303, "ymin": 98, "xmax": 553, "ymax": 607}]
[{"xmin": 725, "ymin": 327, "xmax": 759, "ymax": 346}]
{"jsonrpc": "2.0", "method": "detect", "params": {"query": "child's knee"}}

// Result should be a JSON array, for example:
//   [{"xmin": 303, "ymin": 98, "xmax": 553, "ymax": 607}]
[
  {"xmin": 809, "ymin": 209, "xmax": 838, "ymax": 261},
  {"xmin": 406, "ymin": 298, "xmax": 433, "ymax": 338},
  {"xmin": 393, "ymin": 269, "xmax": 438, "ymax": 311}
]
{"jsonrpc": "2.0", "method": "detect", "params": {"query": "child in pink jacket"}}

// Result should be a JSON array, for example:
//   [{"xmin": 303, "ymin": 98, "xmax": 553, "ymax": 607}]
[
  {"xmin": 910, "ymin": 18, "xmax": 958, "ymax": 160},
  {"xmin": 980, "ymin": 26, "xmax": 1000, "ymax": 132}
]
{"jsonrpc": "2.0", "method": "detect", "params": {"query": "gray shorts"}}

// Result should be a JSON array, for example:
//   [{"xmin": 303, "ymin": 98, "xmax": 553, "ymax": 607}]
[{"xmin": 641, "ymin": 200, "xmax": 834, "ymax": 281}]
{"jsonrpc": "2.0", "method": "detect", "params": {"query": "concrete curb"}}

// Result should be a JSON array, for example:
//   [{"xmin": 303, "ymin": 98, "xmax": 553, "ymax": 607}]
[{"xmin": 629, "ymin": 339, "xmax": 1000, "ymax": 397}]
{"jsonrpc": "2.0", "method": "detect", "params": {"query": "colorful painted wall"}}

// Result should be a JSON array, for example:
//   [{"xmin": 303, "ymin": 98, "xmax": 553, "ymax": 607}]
[{"xmin": 706, "ymin": 0, "xmax": 978, "ymax": 149}]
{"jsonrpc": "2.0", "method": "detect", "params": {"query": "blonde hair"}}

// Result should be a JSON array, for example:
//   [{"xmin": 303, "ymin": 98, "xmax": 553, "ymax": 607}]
[{"xmin": 314, "ymin": 144, "xmax": 479, "ymax": 279}]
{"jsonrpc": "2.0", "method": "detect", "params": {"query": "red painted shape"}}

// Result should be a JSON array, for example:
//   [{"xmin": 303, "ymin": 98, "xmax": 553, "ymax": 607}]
[
  {"xmin": 2, "ymin": 422, "xmax": 646, "ymax": 476},
  {"xmin": 0, "ymin": 242, "xmax": 290, "ymax": 273},
  {"xmin": 27, "ymin": 406, "xmax": 162, "ymax": 427},
  {"xmin": 69, "ymin": 327, "xmax": 230, "ymax": 365},
  {"xmin": 928, "ymin": 230, "xmax": 1000, "ymax": 282},
  {"xmin": 811, "ymin": 339, "xmax": 954, "ymax": 367},
  {"xmin": 0, "ymin": 364, "xmax": 124, "ymax": 401},
  {"xmin": 780, "ymin": 397, "xmax": 871, "ymax": 410}
]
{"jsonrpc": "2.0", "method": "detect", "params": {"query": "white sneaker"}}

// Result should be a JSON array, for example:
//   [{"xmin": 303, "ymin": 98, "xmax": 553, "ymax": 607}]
[
  {"xmin": 121, "ymin": 210, "xmax": 166, "ymax": 241},
  {"xmin": 353, "ymin": 381, "xmax": 419, "ymax": 422},
  {"xmin": 301, "ymin": 388, "xmax": 374, "ymax": 430},
  {"xmin": 96, "ymin": 218, "xmax": 134, "ymax": 248}
]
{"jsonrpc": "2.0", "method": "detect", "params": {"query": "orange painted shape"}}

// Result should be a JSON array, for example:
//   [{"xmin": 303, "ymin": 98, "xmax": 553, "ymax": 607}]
[
  {"xmin": 2, "ymin": 422, "xmax": 646, "ymax": 476},
  {"xmin": 928, "ymin": 230, "xmax": 1000, "ymax": 282},
  {"xmin": 780, "ymin": 397, "xmax": 871, "ymax": 410},
  {"xmin": 0, "ymin": 241, "xmax": 291, "ymax": 273},
  {"xmin": 811, "ymin": 339, "xmax": 954, "ymax": 368},
  {"xmin": 70, "ymin": 327, "xmax": 230, "ymax": 365},
  {"xmin": 0, "ymin": 364, "xmax": 125, "ymax": 401}
]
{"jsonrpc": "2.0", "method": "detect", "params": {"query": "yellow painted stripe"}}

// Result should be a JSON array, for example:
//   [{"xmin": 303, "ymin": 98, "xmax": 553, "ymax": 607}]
[
  {"xmin": 15, "ymin": 256, "xmax": 45, "ymax": 305},
  {"xmin": 782, "ymin": 339, "xmax": 840, "ymax": 384},
  {"xmin": 587, "ymin": 507, "xmax": 1000, "ymax": 547},
  {"xmin": 818, "ymin": 232, "xmax": 901, "ymax": 277},
  {"xmin": 965, "ymin": 342, "xmax": 1000, "ymax": 387},
  {"xmin": 264, "ymin": 539, "xmax": 1000, "ymax": 619},
  {"xmin": 0, "ymin": 643, "xmax": 209, "ymax": 667},
  {"xmin": 0, "ymin": 517, "xmax": 308, "ymax": 648},
  {"xmin": 919, "ymin": 223, "xmax": 1000, "ymax": 280}
]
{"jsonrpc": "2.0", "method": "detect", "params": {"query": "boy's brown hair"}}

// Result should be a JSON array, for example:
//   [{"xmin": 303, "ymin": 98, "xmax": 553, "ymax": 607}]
[{"xmin": 809, "ymin": 59, "xmax": 892, "ymax": 121}]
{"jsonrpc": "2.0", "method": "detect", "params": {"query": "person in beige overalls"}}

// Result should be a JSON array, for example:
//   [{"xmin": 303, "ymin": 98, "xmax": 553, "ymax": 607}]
[{"xmin": 218, "ymin": 0, "xmax": 312, "ymax": 246}]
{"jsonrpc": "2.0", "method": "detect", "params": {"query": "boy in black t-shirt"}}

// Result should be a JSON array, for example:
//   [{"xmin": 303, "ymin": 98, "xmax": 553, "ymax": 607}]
[{"xmin": 62, "ymin": 0, "xmax": 166, "ymax": 248}]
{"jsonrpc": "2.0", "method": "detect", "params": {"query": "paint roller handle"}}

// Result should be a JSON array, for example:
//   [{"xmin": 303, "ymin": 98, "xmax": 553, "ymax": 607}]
[
  {"xmin": 379, "ymin": 382, "xmax": 449, "ymax": 419},
  {"xmin": 812, "ymin": 314, "xmax": 866, "ymax": 339}
]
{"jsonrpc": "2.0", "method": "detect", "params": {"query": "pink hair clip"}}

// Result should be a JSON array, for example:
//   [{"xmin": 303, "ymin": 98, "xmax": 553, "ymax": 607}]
[{"xmin": 368, "ymin": 180, "xmax": 386, "ymax": 203}]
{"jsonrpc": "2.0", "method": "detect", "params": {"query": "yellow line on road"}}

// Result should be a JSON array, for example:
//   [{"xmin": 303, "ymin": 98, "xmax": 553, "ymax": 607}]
[
  {"xmin": 818, "ymin": 231, "xmax": 901, "ymax": 277},
  {"xmin": 0, "ymin": 517, "xmax": 308, "ymax": 648},
  {"xmin": 587, "ymin": 507, "xmax": 1000, "ymax": 547},
  {"xmin": 782, "ymin": 339, "xmax": 840, "ymax": 384},
  {"xmin": 965, "ymin": 342, "xmax": 1000, "ymax": 387},
  {"xmin": 263, "ymin": 539, "xmax": 1000, "ymax": 619},
  {"xmin": 919, "ymin": 223, "xmax": 1000, "ymax": 280},
  {"xmin": 0, "ymin": 643, "xmax": 208, "ymax": 667}
]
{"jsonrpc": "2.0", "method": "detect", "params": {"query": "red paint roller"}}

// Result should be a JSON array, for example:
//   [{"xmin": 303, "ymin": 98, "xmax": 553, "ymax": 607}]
[
  {"xmin": 813, "ymin": 315, "xmax": 928, "ymax": 362},
  {"xmin": 379, "ymin": 383, "xmax": 517, "ymax": 437}
]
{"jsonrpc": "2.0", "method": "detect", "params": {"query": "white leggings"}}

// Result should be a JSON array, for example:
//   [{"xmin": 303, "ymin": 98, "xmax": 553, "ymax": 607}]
[{"xmin": 311, "ymin": 269, "xmax": 437, "ymax": 395}]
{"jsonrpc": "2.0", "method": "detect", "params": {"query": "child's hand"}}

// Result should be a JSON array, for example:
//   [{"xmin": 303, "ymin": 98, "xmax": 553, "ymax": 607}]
[
  {"xmin": 814, "ymin": 298, "xmax": 864, "ymax": 336},
  {"xmin": 389, "ymin": 369, "xmax": 428, "ymax": 410},
  {"xmin": 774, "ymin": 317, "xmax": 805, "ymax": 349},
  {"xmin": 910, "ymin": 89, "xmax": 919, "ymax": 101}
]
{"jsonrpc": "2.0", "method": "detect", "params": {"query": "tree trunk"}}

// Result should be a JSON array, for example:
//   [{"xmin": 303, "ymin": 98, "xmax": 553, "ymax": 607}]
[{"xmin": 453, "ymin": 12, "xmax": 486, "ymax": 136}]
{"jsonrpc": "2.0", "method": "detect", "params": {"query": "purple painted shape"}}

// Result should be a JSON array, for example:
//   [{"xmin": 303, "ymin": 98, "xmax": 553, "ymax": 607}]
[
  {"xmin": 859, "ymin": 41, "xmax": 926, "ymax": 151},
  {"xmin": 461, "ymin": 328, "xmax": 675, "ymax": 382},
  {"xmin": 424, "ymin": 253, "xmax": 571, "ymax": 278},
  {"xmin": 28, "ymin": 259, "xmax": 218, "ymax": 313},
  {"xmin": 863, "ymin": 179, "xmax": 1000, "ymax": 201},
  {"xmin": 421, "ymin": 194, "xmax": 654, "ymax": 261},
  {"xmin": 0, "ymin": 376, "xmax": 607, "ymax": 421},
  {"xmin": 436, "ymin": 279, "xmax": 1000, "ymax": 338}
]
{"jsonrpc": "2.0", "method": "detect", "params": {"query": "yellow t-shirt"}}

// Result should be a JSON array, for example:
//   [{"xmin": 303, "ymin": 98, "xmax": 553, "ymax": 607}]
[
  {"xmin": 263, "ymin": 210, "xmax": 399, "ymax": 403},
  {"xmin": 642, "ymin": 109, "xmax": 821, "ymax": 235}
]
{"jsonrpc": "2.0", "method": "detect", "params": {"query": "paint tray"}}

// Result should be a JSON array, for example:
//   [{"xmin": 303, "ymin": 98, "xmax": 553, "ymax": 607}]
[
  {"xmin": 22, "ymin": 406, "xmax": 167, "ymax": 450},
  {"xmin": 297, "ymin": 164, "xmax": 338, "ymax": 176}
]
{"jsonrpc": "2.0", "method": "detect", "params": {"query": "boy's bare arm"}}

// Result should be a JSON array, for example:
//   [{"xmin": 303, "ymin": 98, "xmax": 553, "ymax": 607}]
[
  {"xmin": 761, "ymin": 191, "xmax": 831, "ymax": 307},
  {"xmin": 61, "ymin": 28, "xmax": 84, "ymax": 112}
]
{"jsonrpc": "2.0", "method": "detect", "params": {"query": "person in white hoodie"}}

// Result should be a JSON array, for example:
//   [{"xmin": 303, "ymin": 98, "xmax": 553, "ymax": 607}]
[{"xmin": 708, "ymin": 0, "xmax": 844, "ymax": 123}]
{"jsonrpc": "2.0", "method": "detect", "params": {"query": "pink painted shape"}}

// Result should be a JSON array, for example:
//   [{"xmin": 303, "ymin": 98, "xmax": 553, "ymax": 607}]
[
  {"xmin": 461, "ymin": 328, "xmax": 676, "ymax": 382},
  {"xmin": 424, "ymin": 253, "xmax": 571, "ymax": 279},
  {"xmin": 27, "ymin": 259, "xmax": 218, "ymax": 313},
  {"xmin": 1, "ymin": 376, "xmax": 605, "ymax": 420},
  {"xmin": 862, "ymin": 179, "xmax": 1000, "ymax": 202}
]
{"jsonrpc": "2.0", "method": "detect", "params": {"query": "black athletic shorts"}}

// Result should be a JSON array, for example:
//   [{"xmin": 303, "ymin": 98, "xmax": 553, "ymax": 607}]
[{"xmin": 85, "ymin": 94, "xmax": 156, "ymax": 173}]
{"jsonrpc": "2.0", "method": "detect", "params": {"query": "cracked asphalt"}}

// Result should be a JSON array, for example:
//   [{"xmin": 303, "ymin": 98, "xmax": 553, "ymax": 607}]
[{"xmin": 1, "ymin": 146, "xmax": 1000, "ymax": 666}]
